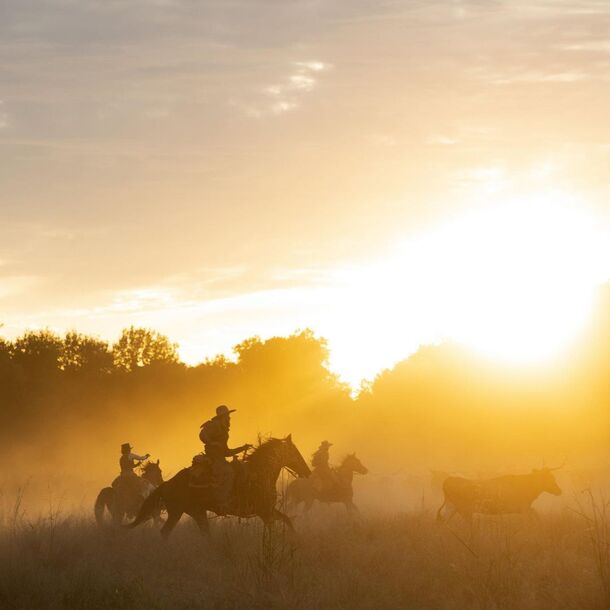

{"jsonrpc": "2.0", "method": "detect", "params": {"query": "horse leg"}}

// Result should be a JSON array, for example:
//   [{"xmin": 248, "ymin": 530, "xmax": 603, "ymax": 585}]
[
  {"xmin": 112, "ymin": 506, "xmax": 124, "ymax": 527},
  {"xmin": 270, "ymin": 508, "xmax": 295, "ymax": 533},
  {"xmin": 161, "ymin": 509, "xmax": 183, "ymax": 539},
  {"xmin": 152, "ymin": 507, "xmax": 165, "ymax": 528},
  {"xmin": 191, "ymin": 510, "xmax": 211, "ymax": 538}
]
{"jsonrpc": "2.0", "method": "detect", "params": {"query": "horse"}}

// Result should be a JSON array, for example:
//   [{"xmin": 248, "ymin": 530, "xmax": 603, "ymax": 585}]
[
  {"xmin": 126, "ymin": 434, "xmax": 310, "ymax": 538},
  {"xmin": 94, "ymin": 459, "xmax": 164, "ymax": 527},
  {"xmin": 286, "ymin": 453, "xmax": 368, "ymax": 514}
]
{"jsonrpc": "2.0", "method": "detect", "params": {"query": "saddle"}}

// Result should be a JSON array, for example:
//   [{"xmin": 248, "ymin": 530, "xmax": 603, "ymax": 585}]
[
  {"xmin": 189, "ymin": 454, "xmax": 213, "ymax": 488},
  {"xmin": 311, "ymin": 467, "xmax": 338, "ymax": 493}
]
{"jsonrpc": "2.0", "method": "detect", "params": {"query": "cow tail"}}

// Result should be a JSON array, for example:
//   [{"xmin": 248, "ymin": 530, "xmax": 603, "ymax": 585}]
[{"xmin": 436, "ymin": 499, "xmax": 446, "ymax": 522}]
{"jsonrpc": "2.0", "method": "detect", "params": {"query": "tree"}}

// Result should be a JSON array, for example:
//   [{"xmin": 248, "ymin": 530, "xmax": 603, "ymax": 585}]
[
  {"xmin": 60, "ymin": 331, "xmax": 113, "ymax": 374},
  {"xmin": 11, "ymin": 329, "xmax": 63, "ymax": 375},
  {"xmin": 112, "ymin": 326, "xmax": 179, "ymax": 372}
]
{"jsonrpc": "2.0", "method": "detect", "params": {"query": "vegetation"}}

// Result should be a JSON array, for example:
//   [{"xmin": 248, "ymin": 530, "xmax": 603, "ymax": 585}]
[
  {"xmin": 0, "ymin": 288, "xmax": 607, "ymax": 608},
  {"xmin": 0, "ymin": 286, "xmax": 608, "ymax": 488},
  {"xmin": 0, "ymin": 496, "xmax": 609, "ymax": 609}
]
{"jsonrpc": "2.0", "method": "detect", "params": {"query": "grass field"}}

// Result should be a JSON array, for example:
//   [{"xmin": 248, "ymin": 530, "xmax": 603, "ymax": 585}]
[{"xmin": 0, "ymin": 490, "xmax": 608, "ymax": 610}]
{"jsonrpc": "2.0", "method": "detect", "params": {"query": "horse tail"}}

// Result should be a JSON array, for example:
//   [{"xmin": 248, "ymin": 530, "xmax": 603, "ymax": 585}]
[
  {"xmin": 124, "ymin": 485, "xmax": 163, "ymax": 529},
  {"xmin": 94, "ymin": 487, "xmax": 114, "ymax": 526}
]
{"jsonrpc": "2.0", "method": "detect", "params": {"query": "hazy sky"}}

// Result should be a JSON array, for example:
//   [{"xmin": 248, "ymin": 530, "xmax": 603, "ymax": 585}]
[{"xmin": 1, "ymin": 0, "xmax": 610, "ymax": 384}]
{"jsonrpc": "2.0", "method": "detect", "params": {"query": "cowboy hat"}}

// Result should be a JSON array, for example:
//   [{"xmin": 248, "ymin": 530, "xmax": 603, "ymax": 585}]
[{"xmin": 216, "ymin": 404, "xmax": 236, "ymax": 417}]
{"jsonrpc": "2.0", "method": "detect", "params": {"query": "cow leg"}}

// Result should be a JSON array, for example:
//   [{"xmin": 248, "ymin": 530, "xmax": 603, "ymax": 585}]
[
  {"xmin": 460, "ymin": 511, "xmax": 473, "ymax": 531},
  {"xmin": 445, "ymin": 505, "xmax": 459, "ymax": 524},
  {"xmin": 526, "ymin": 507, "xmax": 541, "ymax": 525},
  {"xmin": 345, "ymin": 500, "xmax": 360, "ymax": 515},
  {"xmin": 438, "ymin": 501, "xmax": 458, "ymax": 524}
]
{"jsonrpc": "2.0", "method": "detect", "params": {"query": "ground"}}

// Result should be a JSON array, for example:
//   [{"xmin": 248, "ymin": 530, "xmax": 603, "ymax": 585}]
[{"xmin": 0, "ymin": 498, "xmax": 608, "ymax": 609}]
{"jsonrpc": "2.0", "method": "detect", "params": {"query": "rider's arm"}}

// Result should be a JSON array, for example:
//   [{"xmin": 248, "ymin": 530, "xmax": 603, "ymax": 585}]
[
  {"xmin": 226, "ymin": 445, "xmax": 251, "ymax": 457},
  {"xmin": 128, "ymin": 453, "xmax": 149, "ymax": 461}
]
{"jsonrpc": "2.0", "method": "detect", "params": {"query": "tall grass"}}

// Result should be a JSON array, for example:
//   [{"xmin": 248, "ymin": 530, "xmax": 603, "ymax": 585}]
[{"xmin": 0, "ymin": 496, "xmax": 608, "ymax": 609}]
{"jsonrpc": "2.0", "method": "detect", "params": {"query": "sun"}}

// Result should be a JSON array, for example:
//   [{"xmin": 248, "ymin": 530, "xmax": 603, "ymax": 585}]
[
  {"xmin": 323, "ymin": 190, "xmax": 608, "ymax": 385},
  {"xmin": 427, "ymin": 191, "xmax": 605, "ymax": 364}
]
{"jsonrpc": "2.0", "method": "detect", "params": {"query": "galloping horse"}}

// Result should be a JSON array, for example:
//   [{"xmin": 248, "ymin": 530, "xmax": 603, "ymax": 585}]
[
  {"xmin": 126, "ymin": 435, "xmax": 310, "ymax": 538},
  {"xmin": 286, "ymin": 453, "xmax": 368, "ymax": 513},
  {"xmin": 95, "ymin": 460, "xmax": 164, "ymax": 527}
]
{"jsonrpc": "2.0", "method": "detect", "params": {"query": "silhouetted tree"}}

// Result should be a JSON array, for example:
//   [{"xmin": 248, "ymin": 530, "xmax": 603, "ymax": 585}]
[
  {"xmin": 112, "ymin": 326, "xmax": 178, "ymax": 372},
  {"xmin": 0, "ymin": 285, "xmax": 608, "ymax": 477},
  {"xmin": 11, "ymin": 329, "xmax": 63, "ymax": 376},
  {"xmin": 60, "ymin": 331, "xmax": 113, "ymax": 374}
]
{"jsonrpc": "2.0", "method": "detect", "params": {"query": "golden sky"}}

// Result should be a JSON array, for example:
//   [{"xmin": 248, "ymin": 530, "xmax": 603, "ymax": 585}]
[{"xmin": 1, "ymin": 0, "xmax": 609, "ymax": 385}]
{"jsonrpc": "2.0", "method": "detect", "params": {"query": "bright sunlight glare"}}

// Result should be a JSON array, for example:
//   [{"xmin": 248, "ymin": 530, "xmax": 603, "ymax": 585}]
[{"xmin": 323, "ymin": 191, "xmax": 609, "ymax": 386}]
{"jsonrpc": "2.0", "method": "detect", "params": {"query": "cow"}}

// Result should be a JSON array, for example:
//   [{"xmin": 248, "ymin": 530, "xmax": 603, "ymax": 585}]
[{"xmin": 436, "ymin": 467, "xmax": 562, "ymax": 522}]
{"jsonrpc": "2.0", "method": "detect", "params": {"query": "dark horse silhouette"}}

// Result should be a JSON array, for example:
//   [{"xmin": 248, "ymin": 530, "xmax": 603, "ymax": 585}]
[
  {"xmin": 126, "ymin": 435, "xmax": 310, "ymax": 538},
  {"xmin": 95, "ymin": 460, "xmax": 164, "ymax": 527},
  {"xmin": 286, "ymin": 453, "xmax": 368, "ymax": 513}
]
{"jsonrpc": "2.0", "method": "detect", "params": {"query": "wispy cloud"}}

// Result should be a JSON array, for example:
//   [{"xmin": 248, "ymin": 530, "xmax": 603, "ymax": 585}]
[
  {"xmin": 0, "ymin": 275, "xmax": 39, "ymax": 300},
  {"xmin": 234, "ymin": 61, "xmax": 331, "ymax": 118},
  {"xmin": 426, "ymin": 134, "xmax": 458, "ymax": 146},
  {"xmin": 490, "ymin": 71, "xmax": 591, "ymax": 85}
]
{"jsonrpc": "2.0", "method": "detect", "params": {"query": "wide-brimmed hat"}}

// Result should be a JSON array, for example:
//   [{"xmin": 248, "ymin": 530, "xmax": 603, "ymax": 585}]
[
  {"xmin": 121, "ymin": 442, "xmax": 132, "ymax": 452},
  {"xmin": 216, "ymin": 404, "xmax": 236, "ymax": 417},
  {"xmin": 321, "ymin": 440, "xmax": 333, "ymax": 447}
]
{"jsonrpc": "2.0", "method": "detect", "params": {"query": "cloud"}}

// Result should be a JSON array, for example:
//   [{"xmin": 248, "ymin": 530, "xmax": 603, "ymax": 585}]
[
  {"xmin": 426, "ymin": 134, "xmax": 458, "ymax": 146},
  {"xmin": 561, "ymin": 40, "xmax": 610, "ymax": 52},
  {"xmin": 490, "ymin": 71, "xmax": 591, "ymax": 85},
  {"xmin": 0, "ymin": 274, "xmax": 39, "ymax": 300},
  {"xmin": 235, "ymin": 61, "xmax": 331, "ymax": 117}
]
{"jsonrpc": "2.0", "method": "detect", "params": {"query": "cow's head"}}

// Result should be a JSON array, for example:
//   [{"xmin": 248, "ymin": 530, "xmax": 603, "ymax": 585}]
[{"xmin": 532, "ymin": 467, "xmax": 562, "ymax": 496}]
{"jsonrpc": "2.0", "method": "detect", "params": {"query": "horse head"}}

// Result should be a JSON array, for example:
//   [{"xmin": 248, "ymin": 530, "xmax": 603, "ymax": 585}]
[
  {"xmin": 246, "ymin": 435, "xmax": 311, "ymax": 479},
  {"xmin": 342, "ymin": 453, "xmax": 369, "ymax": 475},
  {"xmin": 141, "ymin": 460, "xmax": 163, "ymax": 486},
  {"xmin": 281, "ymin": 434, "xmax": 311, "ymax": 478}
]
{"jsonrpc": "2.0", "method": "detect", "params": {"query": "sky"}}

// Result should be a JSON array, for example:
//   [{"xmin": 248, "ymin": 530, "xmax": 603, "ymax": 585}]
[{"xmin": 1, "ymin": 0, "xmax": 610, "ymax": 386}]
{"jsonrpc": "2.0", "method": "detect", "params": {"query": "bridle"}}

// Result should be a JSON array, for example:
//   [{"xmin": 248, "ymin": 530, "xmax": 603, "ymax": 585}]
[{"xmin": 282, "ymin": 465, "xmax": 300, "ymax": 479}]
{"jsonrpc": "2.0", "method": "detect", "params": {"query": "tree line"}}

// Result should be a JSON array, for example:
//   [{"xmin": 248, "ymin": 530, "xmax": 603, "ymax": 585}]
[{"xmin": 0, "ymin": 285, "xmax": 608, "ymax": 480}]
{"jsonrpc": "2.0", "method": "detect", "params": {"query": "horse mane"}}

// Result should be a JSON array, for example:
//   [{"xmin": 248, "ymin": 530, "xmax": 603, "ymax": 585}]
[
  {"xmin": 339, "ymin": 453, "xmax": 356, "ymax": 467},
  {"xmin": 244, "ymin": 437, "xmax": 284, "ymax": 464}
]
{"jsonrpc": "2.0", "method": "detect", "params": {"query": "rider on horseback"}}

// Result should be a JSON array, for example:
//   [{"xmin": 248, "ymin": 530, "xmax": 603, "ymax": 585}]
[
  {"xmin": 120, "ymin": 443, "xmax": 150, "ymax": 475},
  {"xmin": 310, "ymin": 440, "xmax": 335, "ymax": 493},
  {"xmin": 113, "ymin": 443, "xmax": 150, "ymax": 503},
  {"xmin": 199, "ymin": 405, "xmax": 252, "ymax": 515}
]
